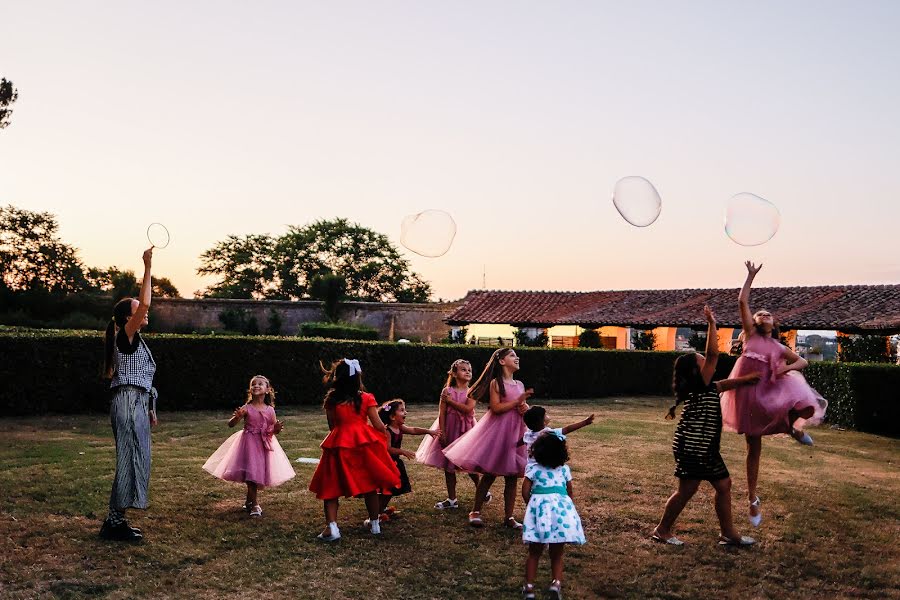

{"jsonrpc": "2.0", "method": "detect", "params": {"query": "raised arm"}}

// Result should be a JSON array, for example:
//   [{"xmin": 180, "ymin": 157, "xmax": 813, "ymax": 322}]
[
  {"xmin": 700, "ymin": 305, "xmax": 720, "ymax": 386},
  {"xmin": 400, "ymin": 424, "xmax": 440, "ymax": 437},
  {"xmin": 124, "ymin": 248, "xmax": 153, "ymax": 339},
  {"xmin": 739, "ymin": 261, "xmax": 762, "ymax": 337}
]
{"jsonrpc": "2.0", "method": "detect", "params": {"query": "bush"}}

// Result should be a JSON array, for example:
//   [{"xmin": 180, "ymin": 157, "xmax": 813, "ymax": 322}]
[
  {"xmin": 1, "ymin": 332, "xmax": 896, "ymax": 436},
  {"xmin": 514, "ymin": 328, "xmax": 548, "ymax": 348},
  {"xmin": 298, "ymin": 321, "xmax": 379, "ymax": 341},
  {"xmin": 837, "ymin": 334, "xmax": 895, "ymax": 363},
  {"xmin": 578, "ymin": 329, "xmax": 601, "ymax": 349},
  {"xmin": 632, "ymin": 329, "xmax": 657, "ymax": 351},
  {"xmin": 218, "ymin": 308, "xmax": 261, "ymax": 335}
]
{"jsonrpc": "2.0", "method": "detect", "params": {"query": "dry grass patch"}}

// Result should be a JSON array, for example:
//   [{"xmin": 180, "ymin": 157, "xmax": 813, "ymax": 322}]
[{"xmin": 1, "ymin": 398, "xmax": 898, "ymax": 599}]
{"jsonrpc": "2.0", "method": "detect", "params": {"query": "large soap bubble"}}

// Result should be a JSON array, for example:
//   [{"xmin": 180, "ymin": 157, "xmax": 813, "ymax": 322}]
[
  {"xmin": 146, "ymin": 223, "xmax": 171, "ymax": 248},
  {"xmin": 400, "ymin": 209, "xmax": 457, "ymax": 258},
  {"xmin": 612, "ymin": 176, "xmax": 662, "ymax": 227},
  {"xmin": 725, "ymin": 193, "xmax": 780, "ymax": 246}
]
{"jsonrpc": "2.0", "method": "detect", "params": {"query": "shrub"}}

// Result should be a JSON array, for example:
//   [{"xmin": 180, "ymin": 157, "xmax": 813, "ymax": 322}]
[
  {"xmin": 837, "ymin": 334, "xmax": 895, "ymax": 363},
  {"xmin": 632, "ymin": 329, "xmax": 657, "ymax": 351},
  {"xmin": 298, "ymin": 321, "xmax": 379, "ymax": 341},
  {"xmin": 578, "ymin": 329, "xmax": 601, "ymax": 349},
  {"xmin": 514, "ymin": 328, "xmax": 548, "ymax": 347}
]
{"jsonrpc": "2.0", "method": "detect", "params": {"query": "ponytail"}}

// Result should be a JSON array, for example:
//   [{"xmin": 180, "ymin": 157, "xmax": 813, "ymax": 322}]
[{"xmin": 103, "ymin": 298, "xmax": 135, "ymax": 380}]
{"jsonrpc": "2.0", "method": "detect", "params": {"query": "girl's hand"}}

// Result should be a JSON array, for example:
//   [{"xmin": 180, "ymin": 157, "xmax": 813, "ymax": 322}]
[
  {"xmin": 704, "ymin": 305, "xmax": 716, "ymax": 324},
  {"xmin": 741, "ymin": 373, "xmax": 762, "ymax": 385},
  {"xmin": 518, "ymin": 402, "xmax": 530, "ymax": 415},
  {"xmin": 518, "ymin": 388, "xmax": 534, "ymax": 405},
  {"xmin": 142, "ymin": 247, "xmax": 153, "ymax": 268},
  {"xmin": 439, "ymin": 432, "xmax": 448, "ymax": 445},
  {"xmin": 429, "ymin": 429, "xmax": 441, "ymax": 438},
  {"xmin": 149, "ymin": 411, "xmax": 158, "ymax": 427},
  {"xmin": 745, "ymin": 260, "xmax": 762, "ymax": 277},
  {"xmin": 273, "ymin": 420, "xmax": 284, "ymax": 434},
  {"xmin": 775, "ymin": 365, "xmax": 793, "ymax": 377},
  {"xmin": 231, "ymin": 406, "xmax": 247, "ymax": 420},
  {"xmin": 404, "ymin": 450, "xmax": 417, "ymax": 460}
]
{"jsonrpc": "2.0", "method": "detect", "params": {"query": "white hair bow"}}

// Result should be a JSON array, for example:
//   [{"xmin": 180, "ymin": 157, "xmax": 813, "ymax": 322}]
[{"xmin": 344, "ymin": 358, "xmax": 362, "ymax": 376}]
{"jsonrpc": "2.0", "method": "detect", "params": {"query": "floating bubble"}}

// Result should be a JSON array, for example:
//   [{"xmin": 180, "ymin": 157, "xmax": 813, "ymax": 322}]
[
  {"xmin": 612, "ymin": 176, "xmax": 662, "ymax": 227},
  {"xmin": 400, "ymin": 210, "xmax": 456, "ymax": 257},
  {"xmin": 725, "ymin": 193, "xmax": 780, "ymax": 246},
  {"xmin": 146, "ymin": 223, "xmax": 171, "ymax": 249}
]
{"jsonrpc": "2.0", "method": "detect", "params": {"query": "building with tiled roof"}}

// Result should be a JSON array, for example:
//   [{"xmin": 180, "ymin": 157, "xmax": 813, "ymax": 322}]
[{"xmin": 445, "ymin": 286, "xmax": 900, "ymax": 351}]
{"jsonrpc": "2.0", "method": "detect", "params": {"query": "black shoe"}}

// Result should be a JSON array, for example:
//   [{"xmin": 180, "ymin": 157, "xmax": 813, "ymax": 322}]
[{"xmin": 99, "ymin": 519, "xmax": 143, "ymax": 542}]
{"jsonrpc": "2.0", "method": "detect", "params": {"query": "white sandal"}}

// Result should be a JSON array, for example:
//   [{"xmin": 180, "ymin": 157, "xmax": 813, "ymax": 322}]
[
  {"xmin": 435, "ymin": 498, "xmax": 459, "ymax": 510},
  {"xmin": 748, "ymin": 496, "xmax": 762, "ymax": 527},
  {"xmin": 249, "ymin": 504, "xmax": 262, "ymax": 517}
]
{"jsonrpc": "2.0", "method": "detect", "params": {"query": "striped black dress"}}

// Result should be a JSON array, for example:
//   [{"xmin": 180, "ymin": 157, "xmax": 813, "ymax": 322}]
[{"xmin": 672, "ymin": 384, "xmax": 729, "ymax": 481}]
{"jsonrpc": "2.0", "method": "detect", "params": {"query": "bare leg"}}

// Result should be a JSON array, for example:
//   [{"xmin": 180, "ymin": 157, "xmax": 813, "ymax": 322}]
[
  {"xmin": 363, "ymin": 491, "xmax": 380, "ymax": 521},
  {"xmin": 711, "ymin": 477, "xmax": 741, "ymax": 539},
  {"xmin": 654, "ymin": 478, "xmax": 701, "ymax": 537},
  {"xmin": 548, "ymin": 543, "xmax": 565, "ymax": 583},
  {"xmin": 789, "ymin": 405, "xmax": 815, "ymax": 429},
  {"xmin": 322, "ymin": 499, "xmax": 339, "ymax": 532},
  {"xmin": 525, "ymin": 542, "xmax": 544, "ymax": 585},
  {"xmin": 378, "ymin": 493, "xmax": 391, "ymax": 514},
  {"xmin": 444, "ymin": 471, "xmax": 457, "ymax": 500},
  {"xmin": 503, "ymin": 476, "xmax": 519, "ymax": 520},
  {"xmin": 746, "ymin": 435, "xmax": 762, "ymax": 517},
  {"xmin": 473, "ymin": 474, "xmax": 496, "ymax": 513},
  {"xmin": 247, "ymin": 482, "xmax": 258, "ymax": 506},
  {"xmin": 468, "ymin": 473, "xmax": 481, "ymax": 487}
]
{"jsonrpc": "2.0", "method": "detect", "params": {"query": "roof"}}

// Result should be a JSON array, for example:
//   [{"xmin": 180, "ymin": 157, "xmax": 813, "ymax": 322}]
[{"xmin": 445, "ymin": 286, "xmax": 900, "ymax": 333}]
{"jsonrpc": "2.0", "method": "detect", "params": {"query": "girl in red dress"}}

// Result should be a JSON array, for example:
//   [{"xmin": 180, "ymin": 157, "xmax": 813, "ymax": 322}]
[{"xmin": 308, "ymin": 358, "xmax": 400, "ymax": 541}]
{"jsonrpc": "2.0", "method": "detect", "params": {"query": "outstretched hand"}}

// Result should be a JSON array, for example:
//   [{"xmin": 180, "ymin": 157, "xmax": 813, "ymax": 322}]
[
  {"xmin": 142, "ymin": 247, "xmax": 154, "ymax": 267},
  {"xmin": 704, "ymin": 304, "xmax": 716, "ymax": 323},
  {"xmin": 744, "ymin": 260, "xmax": 762, "ymax": 277},
  {"xmin": 231, "ymin": 406, "xmax": 247, "ymax": 421}
]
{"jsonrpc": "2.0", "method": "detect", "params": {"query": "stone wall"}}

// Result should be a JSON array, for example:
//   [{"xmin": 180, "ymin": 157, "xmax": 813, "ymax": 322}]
[{"xmin": 149, "ymin": 298, "xmax": 462, "ymax": 343}]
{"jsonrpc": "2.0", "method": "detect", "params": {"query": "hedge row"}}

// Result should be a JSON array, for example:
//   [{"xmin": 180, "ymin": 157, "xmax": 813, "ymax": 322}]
[{"xmin": 2, "ymin": 331, "xmax": 896, "ymax": 436}]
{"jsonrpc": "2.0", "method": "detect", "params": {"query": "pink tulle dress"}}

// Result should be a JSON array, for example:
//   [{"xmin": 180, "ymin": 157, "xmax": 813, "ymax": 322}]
[
  {"xmin": 442, "ymin": 380, "xmax": 527, "ymax": 477},
  {"xmin": 720, "ymin": 334, "xmax": 828, "ymax": 436},
  {"xmin": 203, "ymin": 403, "xmax": 296, "ymax": 487},
  {"xmin": 415, "ymin": 387, "xmax": 477, "ymax": 472}
]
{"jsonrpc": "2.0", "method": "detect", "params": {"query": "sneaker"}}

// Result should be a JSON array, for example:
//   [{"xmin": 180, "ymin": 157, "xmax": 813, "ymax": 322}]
[
  {"xmin": 249, "ymin": 504, "xmax": 262, "ymax": 517},
  {"xmin": 504, "ymin": 517, "xmax": 523, "ymax": 530},
  {"xmin": 370, "ymin": 519, "xmax": 381, "ymax": 535},
  {"xmin": 316, "ymin": 522, "xmax": 341, "ymax": 542},
  {"xmin": 522, "ymin": 583, "xmax": 536, "ymax": 600},
  {"xmin": 435, "ymin": 498, "xmax": 459, "ymax": 510},
  {"xmin": 547, "ymin": 579, "xmax": 562, "ymax": 600},
  {"xmin": 468, "ymin": 511, "xmax": 483, "ymax": 527},
  {"xmin": 791, "ymin": 428, "xmax": 814, "ymax": 446},
  {"xmin": 99, "ymin": 519, "xmax": 143, "ymax": 542}
]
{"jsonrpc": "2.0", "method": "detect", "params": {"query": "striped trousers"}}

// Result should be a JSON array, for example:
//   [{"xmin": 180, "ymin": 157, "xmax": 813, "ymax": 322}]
[{"xmin": 109, "ymin": 386, "xmax": 152, "ymax": 511}]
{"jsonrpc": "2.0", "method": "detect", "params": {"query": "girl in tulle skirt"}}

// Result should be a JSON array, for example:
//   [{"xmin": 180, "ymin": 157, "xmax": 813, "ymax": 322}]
[
  {"xmin": 415, "ymin": 359, "xmax": 490, "ymax": 510},
  {"xmin": 443, "ymin": 348, "xmax": 533, "ymax": 529},
  {"xmin": 720, "ymin": 262, "xmax": 828, "ymax": 527},
  {"xmin": 202, "ymin": 375, "xmax": 295, "ymax": 517}
]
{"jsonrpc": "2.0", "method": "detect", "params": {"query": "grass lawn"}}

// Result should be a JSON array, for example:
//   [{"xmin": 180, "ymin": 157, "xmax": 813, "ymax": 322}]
[{"xmin": 1, "ymin": 398, "xmax": 898, "ymax": 599}]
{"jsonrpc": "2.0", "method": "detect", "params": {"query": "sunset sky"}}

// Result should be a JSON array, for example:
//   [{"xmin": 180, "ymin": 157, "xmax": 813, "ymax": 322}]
[{"xmin": 2, "ymin": 1, "xmax": 899, "ymax": 301}]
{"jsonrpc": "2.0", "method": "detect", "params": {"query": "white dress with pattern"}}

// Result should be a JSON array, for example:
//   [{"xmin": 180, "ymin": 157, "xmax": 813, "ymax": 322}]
[{"xmin": 522, "ymin": 463, "xmax": 586, "ymax": 545}]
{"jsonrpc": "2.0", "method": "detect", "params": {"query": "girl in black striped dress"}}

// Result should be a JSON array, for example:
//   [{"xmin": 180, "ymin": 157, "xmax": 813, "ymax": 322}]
[{"xmin": 651, "ymin": 306, "xmax": 760, "ymax": 546}]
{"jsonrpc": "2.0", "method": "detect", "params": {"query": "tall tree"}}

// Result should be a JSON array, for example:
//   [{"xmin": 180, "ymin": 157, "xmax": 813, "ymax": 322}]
[
  {"xmin": 0, "ymin": 205, "xmax": 87, "ymax": 293},
  {"xmin": 273, "ymin": 218, "xmax": 432, "ymax": 302},
  {"xmin": 196, "ymin": 234, "xmax": 278, "ymax": 299},
  {"xmin": 86, "ymin": 266, "xmax": 181, "ymax": 299},
  {"xmin": 0, "ymin": 78, "xmax": 18, "ymax": 129}
]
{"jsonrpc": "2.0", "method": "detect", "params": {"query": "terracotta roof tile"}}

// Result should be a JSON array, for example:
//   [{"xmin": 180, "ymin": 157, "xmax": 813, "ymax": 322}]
[{"xmin": 446, "ymin": 286, "xmax": 900, "ymax": 332}]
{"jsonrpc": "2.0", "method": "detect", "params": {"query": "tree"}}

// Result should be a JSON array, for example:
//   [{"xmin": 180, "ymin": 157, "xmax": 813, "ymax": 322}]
[
  {"xmin": 578, "ymin": 329, "xmax": 601, "ymax": 348},
  {"xmin": 196, "ymin": 234, "xmax": 278, "ymax": 299},
  {"xmin": 632, "ymin": 329, "xmax": 657, "ymax": 351},
  {"xmin": 273, "ymin": 218, "xmax": 431, "ymax": 302},
  {"xmin": 0, "ymin": 78, "xmax": 18, "ymax": 129},
  {"xmin": 0, "ymin": 205, "xmax": 87, "ymax": 293},
  {"xmin": 86, "ymin": 267, "xmax": 181, "ymax": 299},
  {"xmin": 309, "ymin": 273, "xmax": 347, "ymax": 322}
]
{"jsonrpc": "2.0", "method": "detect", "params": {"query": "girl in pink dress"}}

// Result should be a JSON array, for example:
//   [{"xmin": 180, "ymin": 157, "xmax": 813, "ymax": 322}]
[
  {"xmin": 415, "ymin": 359, "xmax": 490, "ymax": 510},
  {"xmin": 720, "ymin": 261, "xmax": 828, "ymax": 527},
  {"xmin": 443, "ymin": 348, "xmax": 533, "ymax": 529},
  {"xmin": 203, "ymin": 375, "xmax": 296, "ymax": 517}
]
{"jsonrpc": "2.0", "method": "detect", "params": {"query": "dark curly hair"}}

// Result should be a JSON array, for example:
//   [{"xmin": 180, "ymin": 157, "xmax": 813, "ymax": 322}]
[
  {"xmin": 378, "ymin": 399, "xmax": 404, "ymax": 425},
  {"xmin": 523, "ymin": 405, "xmax": 546, "ymax": 432},
  {"xmin": 531, "ymin": 432, "xmax": 569, "ymax": 469}
]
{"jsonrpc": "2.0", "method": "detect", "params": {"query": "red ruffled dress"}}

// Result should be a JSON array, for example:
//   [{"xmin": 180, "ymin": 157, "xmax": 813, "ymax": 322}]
[{"xmin": 308, "ymin": 392, "xmax": 401, "ymax": 500}]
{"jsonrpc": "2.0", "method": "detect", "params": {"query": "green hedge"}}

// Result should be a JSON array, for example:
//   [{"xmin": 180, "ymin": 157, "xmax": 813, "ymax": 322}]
[
  {"xmin": 1, "ymin": 331, "xmax": 896, "ymax": 436},
  {"xmin": 298, "ymin": 322, "xmax": 379, "ymax": 341}
]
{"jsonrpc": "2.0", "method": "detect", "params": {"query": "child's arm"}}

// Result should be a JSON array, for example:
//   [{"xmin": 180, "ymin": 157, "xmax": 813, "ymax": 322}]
[
  {"xmin": 561, "ymin": 413, "xmax": 595, "ymax": 436},
  {"xmin": 400, "ymin": 424, "xmax": 440, "ymax": 437},
  {"xmin": 700, "ymin": 305, "xmax": 720, "ymax": 386},
  {"xmin": 325, "ymin": 406, "xmax": 335, "ymax": 431},
  {"xmin": 444, "ymin": 391, "xmax": 475, "ymax": 414},
  {"xmin": 438, "ymin": 395, "xmax": 448, "ymax": 444},
  {"xmin": 776, "ymin": 347, "xmax": 808, "ymax": 376},
  {"xmin": 367, "ymin": 406, "xmax": 389, "ymax": 437},
  {"xmin": 227, "ymin": 406, "xmax": 247, "ymax": 428},
  {"xmin": 521, "ymin": 477, "xmax": 533, "ymax": 504},
  {"xmin": 566, "ymin": 480, "xmax": 574, "ymax": 501},
  {"xmin": 739, "ymin": 261, "xmax": 762, "ymax": 337},
  {"xmin": 387, "ymin": 445, "xmax": 416, "ymax": 460},
  {"xmin": 489, "ymin": 381, "xmax": 534, "ymax": 414},
  {"xmin": 715, "ymin": 373, "xmax": 762, "ymax": 393}
]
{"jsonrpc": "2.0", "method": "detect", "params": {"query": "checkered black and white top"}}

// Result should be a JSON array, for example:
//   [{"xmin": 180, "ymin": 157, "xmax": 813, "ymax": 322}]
[{"xmin": 110, "ymin": 330, "xmax": 156, "ymax": 391}]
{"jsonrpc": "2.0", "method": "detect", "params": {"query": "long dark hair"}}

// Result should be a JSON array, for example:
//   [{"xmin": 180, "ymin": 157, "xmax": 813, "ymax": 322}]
[
  {"xmin": 667, "ymin": 352, "xmax": 704, "ymax": 419},
  {"xmin": 322, "ymin": 359, "xmax": 366, "ymax": 412},
  {"xmin": 469, "ymin": 348, "xmax": 514, "ymax": 403},
  {"xmin": 103, "ymin": 298, "xmax": 134, "ymax": 379}
]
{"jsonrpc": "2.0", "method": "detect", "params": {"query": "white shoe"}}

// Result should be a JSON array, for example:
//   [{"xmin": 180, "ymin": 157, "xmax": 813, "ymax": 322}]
[
  {"xmin": 369, "ymin": 519, "xmax": 381, "ymax": 535},
  {"xmin": 249, "ymin": 504, "xmax": 262, "ymax": 517},
  {"xmin": 791, "ymin": 428, "xmax": 814, "ymax": 446},
  {"xmin": 316, "ymin": 522, "xmax": 341, "ymax": 542},
  {"xmin": 435, "ymin": 498, "xmax": 459, "ymax": 510},
  {"xmin": 484, "ymin": 491, "xmax": 493, "ymax": 504},
  {"xmin": 748, "ymin": 497, "xmax": 762, "ymax": 528}
]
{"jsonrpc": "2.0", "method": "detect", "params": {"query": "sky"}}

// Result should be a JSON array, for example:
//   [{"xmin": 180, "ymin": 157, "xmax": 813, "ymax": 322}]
[{"xmin": 2, "ymin": 1, "xmax": 899, "ymax": 301}]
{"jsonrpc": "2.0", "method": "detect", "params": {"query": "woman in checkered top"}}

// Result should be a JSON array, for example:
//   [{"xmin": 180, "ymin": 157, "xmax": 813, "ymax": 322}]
[{"xmin": 99, "ymin": 247, "xmax": 157, "ymax": 543}]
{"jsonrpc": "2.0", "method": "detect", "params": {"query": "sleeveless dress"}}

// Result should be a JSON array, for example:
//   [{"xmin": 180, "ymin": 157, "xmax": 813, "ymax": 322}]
[
  {"xmin": 202, "ymin": 404, "xmax": 296, "ymax": 487},
  {"xmin": 522, "ymin": 463, "xmax": 585, "ymax": 545},
  {"xmin": 308, "ymin": 392, "xmax": 401, "ymax": 500},
  {"xmin": 442, "ymin": 380, "xmax": 527, "ymax": 477},
  {"xmin": 383, "ymin": 427, "xmax": 412, "ymax": 496},
  {"xmin": 415, "ymin": 387, "xmax": 477, "ymax": 472},
  {"xmin": 720, "ymin": 334, "xmax": 828, "ymax": 436},
  {"xmin": 672, "ymin": 384, "xmax": 729, "ymax": 481}
]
